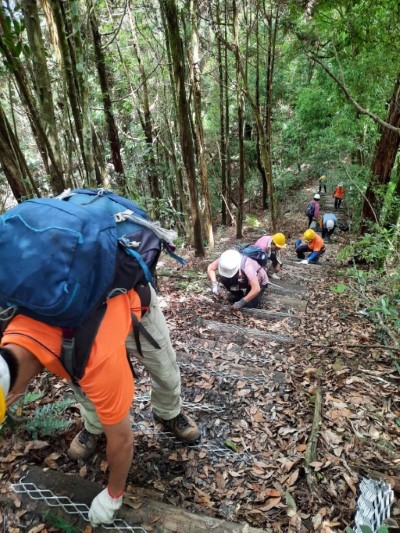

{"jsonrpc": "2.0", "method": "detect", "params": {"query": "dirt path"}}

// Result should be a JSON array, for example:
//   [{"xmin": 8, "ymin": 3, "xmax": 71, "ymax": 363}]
[{"xmin": 1, "ymin": 181, "xmax": 399, "ymax": 532}]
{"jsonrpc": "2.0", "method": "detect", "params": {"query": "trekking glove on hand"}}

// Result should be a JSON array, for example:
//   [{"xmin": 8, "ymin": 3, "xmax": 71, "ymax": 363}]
[
  {"xmin": 88, "ymin": 487, "xmax": 123, "ymax": 527},
  {"xmin": 232, "ymin": 298, "xmax": 246, "ymax": 310},
  {"xmin": 300, "ymin": 259, "xmax": 308, "ymax": 265},
  {"xmin": 212, "ymin": 281, "xmax": 220, "ymax": 295}
]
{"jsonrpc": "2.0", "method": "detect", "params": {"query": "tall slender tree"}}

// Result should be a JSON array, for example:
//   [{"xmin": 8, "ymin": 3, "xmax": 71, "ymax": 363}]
[
  {"xmin": 161, "ymin": 0, "xmax": 204, "ymax": 256},
  {"xmin": 189, "ymin": 0, "xmax": 214, "ymax": 247}
]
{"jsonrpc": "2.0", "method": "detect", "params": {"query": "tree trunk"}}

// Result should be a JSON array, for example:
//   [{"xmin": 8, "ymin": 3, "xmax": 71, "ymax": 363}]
[
  {"xmin": 161, "ymin": 0, "xmax": 204, "ymax": 256},
  {"xmin": 68, "ymin": 0, "xmax": 95, "ymax": 186},
  {"xmin": 90, "ymin": 6, "xmax": 125, "ymax": 190},
  {"xmin": 0, "ymin": 5, "xmax": 65, "ymax": 193},
  {"xmin": 22, "ymin": 0, "xmax": 65, "ymax": 193},
  {"xmin": 255, "ymin": 5, "xmax": 267, "ymax": 209},
  {"xmin": 216, "ymin": 0, "xmax": 227, "ymax": 225},
  {"xmin": 189, "ymin": 0, "xmax": 214, "ymax": 247},
  {"xmin": 46, "ymin": 0, "xmax": 95, "ymax": 186},
  {"xmin": 359, "ymin": 74, "xmax": 400, "ymax": 234},
  {"xmin": 224, "ymin": 1, "xmax": 232, "ymax": 225},
  {"xmin": 128, "ymin": 6, "xmax": 161, "ymax": 212},
  {"xmin": 264, "ymin": 2, "xmax": 279, "ymax": 217},
  {"xmin": 0, "ymin": 103, "xmax": 34, "ymax": 201},
  {"xmin": 234, "ymin": 0, "xmax": 244, "ymax": 239}
]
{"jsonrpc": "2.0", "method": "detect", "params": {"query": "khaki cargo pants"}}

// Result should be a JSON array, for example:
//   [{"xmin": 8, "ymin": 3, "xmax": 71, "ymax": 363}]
[{"xmin": 70, "ymin": 285, "xmax": 182, "ymax": 434}]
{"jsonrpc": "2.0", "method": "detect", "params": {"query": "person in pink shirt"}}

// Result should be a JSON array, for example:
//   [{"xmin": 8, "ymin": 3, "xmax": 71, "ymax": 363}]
[
  {"xmin": 207, "ymin": 250, "xmax": 268, "ymax": 311},
  {"xmin": 254, "ymin": 232, "xmax": 287, "ymax": 280},
  {"xmin": 305, "ymin": 194, "xmax": 320, "ymax": 228}
]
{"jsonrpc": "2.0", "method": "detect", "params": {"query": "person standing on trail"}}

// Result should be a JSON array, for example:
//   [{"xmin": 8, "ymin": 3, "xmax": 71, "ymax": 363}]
[
  {"xmin": 207, "ymin": 249, "xmax": 268, "ymax": 310},
  {"xmin": 318, "ymin": 175, "xmax": 327, "ymax": 194},
  {"xmin": 254, "ymin": 232, "xmax": 287, "ymax": 280},
  {"xmin": 321, "ymin": 213, "xmax": 338, "ymax": 242},
  {"xmin": 294, "ymin": 229, "xmax": 326, "ymax": 264},
  {"xmin": 305, "ymin": 194, "xmax": 320, "ymax": 228},
  {"xmin": 0, "ymin": 289, "xmax": 200, "ymax": 527},
  {"xmin": 333, "ymin": 182, "xmax": 345, "ymax": 210}
]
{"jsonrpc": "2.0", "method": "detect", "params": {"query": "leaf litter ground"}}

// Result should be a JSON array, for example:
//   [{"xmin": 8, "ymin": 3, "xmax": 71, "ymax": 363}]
[{"xmin": 1, "ymin": 185, "xmax": 399, "ymax": 532}]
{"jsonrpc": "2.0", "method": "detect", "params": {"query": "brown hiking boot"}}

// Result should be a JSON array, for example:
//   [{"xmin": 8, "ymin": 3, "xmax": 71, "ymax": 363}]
[
  {"xmin": 67, "ymin": 428, "xmax": 99, "ymax": 461},
  {"xmin": 154, "ymin": 412, "xmax": 200, "ymax": 443}
]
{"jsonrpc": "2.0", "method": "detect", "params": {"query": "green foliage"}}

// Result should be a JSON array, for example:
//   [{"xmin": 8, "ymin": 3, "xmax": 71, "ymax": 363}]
[
  {"xmin": 244, "ymin": 214, "xmax": 262, "ymax": 229},
  {"xmin": 339, "ymin": 221, "xmax": 400, "ymax": 372},
  {"xmin": 330, "ymin": 283, "xmax": 348, "ymax": 294},
  {"xmin": 23, "ymin": 399, "xmax": 74, "ymax": 439},
  {"xmin": 44, "ymin": 511, "xmax": 80, "ymax": 533}
]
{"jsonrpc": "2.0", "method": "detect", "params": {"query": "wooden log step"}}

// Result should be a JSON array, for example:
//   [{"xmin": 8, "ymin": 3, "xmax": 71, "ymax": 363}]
[
  {"xmin": 267, "ymin": 279, "xmax": 306, "ymax": 295},
  {"xmin": 202, "ymin": 319, "xmax": 296, "ymax": 343},
  {"xmin": 242, "ymin": 307, "xmax": 301, "ymax": 325},
  {"xmin": 264, "ymin": 291, "xmax": 308, "ymax": 313},
  {"xmin": 176, "ymin": 351, "xmax": 273, "ymax": 381},
  {"xmin": 20, "ymin": 467, "xmax": 268, "ymax": 533}
]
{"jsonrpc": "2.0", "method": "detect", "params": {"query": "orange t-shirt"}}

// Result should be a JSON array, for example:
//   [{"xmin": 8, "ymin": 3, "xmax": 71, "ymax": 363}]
[
  {"xmin": 1, "ymin": 290, "xmax": 142, "ymax": 425},
  {"xmin": 308, "ymin": 234, "xmax": 325, "ymax": 252},
  {"xmin": 334, "ymin": 186, "xmax": 345, "ymax": 198}
]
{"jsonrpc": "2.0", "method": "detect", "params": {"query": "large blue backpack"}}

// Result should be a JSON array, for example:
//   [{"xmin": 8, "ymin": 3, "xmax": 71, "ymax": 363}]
[
  {"xmin": 0, "ymin": 188, "xmax": 184, "ymax": 380},
  {"xmin": 238, "ymin": 245, "xmax": 268, "ymax": 267}
]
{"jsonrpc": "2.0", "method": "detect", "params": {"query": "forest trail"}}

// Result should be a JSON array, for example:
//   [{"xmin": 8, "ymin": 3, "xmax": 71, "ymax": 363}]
[{"xmin": 1, "ymin": 181, "xmax": 399, "ymax": 533}]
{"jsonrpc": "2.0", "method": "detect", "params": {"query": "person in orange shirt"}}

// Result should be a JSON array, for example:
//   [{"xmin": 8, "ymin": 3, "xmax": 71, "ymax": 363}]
[
  {"xmin": 294, "ymin": 229, "xmax": 326, "ymax": 264},
  {"xmin": 0, "ymin": 283, "xmax": 199, "ymax": 527},
  {"xmin": 333, "ymin": 182, "xmax": 345, "ymax": 210}
]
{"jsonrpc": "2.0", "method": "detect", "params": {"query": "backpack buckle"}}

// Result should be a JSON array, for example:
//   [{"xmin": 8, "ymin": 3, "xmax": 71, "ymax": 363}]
[{"xmin": 114, "ymin": 209, "xmax": 133, "ymax": 223}]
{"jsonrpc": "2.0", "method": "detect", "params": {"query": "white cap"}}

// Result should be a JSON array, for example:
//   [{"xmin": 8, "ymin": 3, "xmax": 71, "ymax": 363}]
[
  {"xmin": 338, "ymin": 182, "xmax": 344, "ymax": 187},
  {"xmin": 326, "ymin": 219, "xmax": 335, "ymax": 230},
  {"xmin": 314, "ymin": 194, "xmax": 320, "ymax": 200},
  {"xmin": 218, "ymin": 250, "xmax": 241, "ymax": 278},
  {"xmin": 0, "ymin": 352, "xmax": 11, "ymax": 423}
]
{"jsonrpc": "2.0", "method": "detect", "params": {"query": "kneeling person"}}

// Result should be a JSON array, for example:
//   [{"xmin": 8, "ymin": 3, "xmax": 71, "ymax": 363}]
[
  {"xmin": 207, "ymin": 250, "xmax": 268, "ymax": 310},
  {"xmin": 322, "ymin": 213, "xmax": 337, "ymax": 242},
  {"xmin": 295, "ymin": 229, "xmax": 325, "ymax": 264},
  {"xmin": 254, "ymin": 232, "xmax": 287, "ymax": 280}
]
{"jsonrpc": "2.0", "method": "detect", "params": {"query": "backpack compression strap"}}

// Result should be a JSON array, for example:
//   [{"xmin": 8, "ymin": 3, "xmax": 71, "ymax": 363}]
[
  {"xmin": 129, "ymin": 283, "xmax": 160, "ymax": 357},
  {"xmin": 61, "ymin": 303, "xmax": 108, "ymax": 383}
]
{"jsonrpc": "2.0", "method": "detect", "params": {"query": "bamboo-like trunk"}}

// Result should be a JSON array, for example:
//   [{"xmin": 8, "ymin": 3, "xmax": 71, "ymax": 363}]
[
  {"xmin": 189, "ymin": 0, "xmax": 214, "ymax": 247},
  {"xmin": 234, "ymin": 0, "xmax": 244, "ymax": 239},
  {"xmin": 161, "ymin": 0, "xmax": 204, "ymax": 256},
  {"xmin": 90, "ymin": 5, "xmax": 125, "ymax": 191},
  {"xmin": 22, "ymin": 0, "xmax": 64, "ymax": 193},
  {"xmin": 128, "ymin": 5, "xmax": 161, "ymax": 211},
  {"xmin": 216, "ymin": 0, "xmax": 227, "ymax": 225}
]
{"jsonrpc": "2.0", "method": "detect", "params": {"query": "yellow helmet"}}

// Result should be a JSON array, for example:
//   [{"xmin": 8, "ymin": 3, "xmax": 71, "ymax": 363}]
[
  {"xmin": 271, "ymin": 232, "xmax": 287, "ymax": 248},
  {"xmin": 0, "ymin": 351, "xmax": 11, "ymax": 424},
  {"xmin": 303, "ymin": 229, "xmax": 316, "ymax": 242}
]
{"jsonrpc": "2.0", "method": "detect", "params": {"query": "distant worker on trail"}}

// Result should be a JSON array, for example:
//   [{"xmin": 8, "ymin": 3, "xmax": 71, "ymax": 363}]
[
  {"xmin": 295, "ymin": 229, "xmax": 326, "ymax": 264},
  {"xmin": 305, "ymin": 194, "xmax": 320, "ymax": 228},
  {"xmin": 318, "ymin": 175, "xmax": 327, "ymax": 194},
  {"xmin": 321, "ymin": 213, "xmax": 337, "ymax": 243},
  {"xmin": 207, "ymin": 249, "xmax": 268, "ymax": 310},
  {"xmin": 333, "ymin": 182, "xmax": 345, "ymax": 210},
  {"xmin": 254, "ymin": 233, "xmax": 287, "ymax": 280}
]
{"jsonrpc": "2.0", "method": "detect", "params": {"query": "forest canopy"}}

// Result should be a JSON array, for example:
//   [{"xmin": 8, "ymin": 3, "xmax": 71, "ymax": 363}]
[{"xmin": 0, "ymin": 0, "xmax": 399, "ymax": 250}]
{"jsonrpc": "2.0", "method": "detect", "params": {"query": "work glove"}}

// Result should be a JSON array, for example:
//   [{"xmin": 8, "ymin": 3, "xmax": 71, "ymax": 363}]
[
  {"xmin": 300, "ymin": 259, "xmax": 308, "ymax": 265},
  {"xmin": 232, "ymin": 298, "xmax": 246, "ymax": 311},
  {"xmin": 212, "ymin": 281, "xmax": 220, "ymax": 296},
  {"xmin": 88, "ymin": 487, "xmax": 124, "ymax": 527}
]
